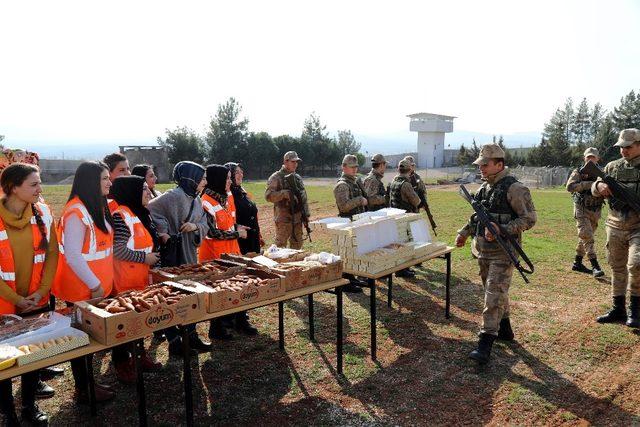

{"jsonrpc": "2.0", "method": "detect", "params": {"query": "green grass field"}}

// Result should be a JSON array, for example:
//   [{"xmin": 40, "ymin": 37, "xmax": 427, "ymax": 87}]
[{"xmin": 31, "ymin": 182, "xmax": 640, "ymax": 426}]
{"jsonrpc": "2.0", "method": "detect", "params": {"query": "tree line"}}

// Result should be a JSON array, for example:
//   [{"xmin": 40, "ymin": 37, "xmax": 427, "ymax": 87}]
[
  {"xmin": 157, "ymin": 98, "xmax": 364, "ymax": 178},
  {"xmin": 457, "ymin": 89, "xmax": 640, "ymax": 168}
]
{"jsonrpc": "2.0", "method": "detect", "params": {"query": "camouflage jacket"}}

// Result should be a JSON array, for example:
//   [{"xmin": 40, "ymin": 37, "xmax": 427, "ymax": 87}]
[
  {"xmin": 592, "ymin": 155, "xmax": 640, "ymax": 231},
  {"xmin": 363, "ymin": 169, "xmax": 387, "ymax": 210},
  {"xmin": 410, "ymin": 171, "xmax": 428, "ymax": 205},
  {"xmin": 458, "ymin": 168, "xmax": 537, "ymax": 260},
  {"xmin": 566, "ymin": 168, "xmax": 603, "ymax": 210},
  {"xmin": 389, "ymin": 174, "xmax": 421, "ymax": 213},
  {"xmin": 265, "ymin": 166, "xmax": 308, "ymax": 224},
  {"xmin": 334, "ymin": 173, "xmax": 367, "ymax": 218}
]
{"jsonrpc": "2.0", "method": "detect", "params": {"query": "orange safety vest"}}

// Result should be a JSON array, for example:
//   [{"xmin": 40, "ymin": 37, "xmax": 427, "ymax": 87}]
[
  {"xmin": 52, "ymin": 197, "xmax": 114, "ymax": 302},
  {"xmin": 113, "ymin": 205, "xmax": 153, "ymax": 294},
  {"xmin": 107, "ymin": 198, "xmax": 118, "ymax": 214},
  {"xmin": 0, "ymin": 203, "xmax": 53, "ymax": 314},
  {"xmin": 198, "ymin": 193, "xmax": 240, "ymax": 262}
]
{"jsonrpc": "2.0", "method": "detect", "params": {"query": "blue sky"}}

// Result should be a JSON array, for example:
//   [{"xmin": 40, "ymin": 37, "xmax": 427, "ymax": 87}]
[{"xmin": 1, "ymin": 0, "xmax": 639, "ymax": 157}]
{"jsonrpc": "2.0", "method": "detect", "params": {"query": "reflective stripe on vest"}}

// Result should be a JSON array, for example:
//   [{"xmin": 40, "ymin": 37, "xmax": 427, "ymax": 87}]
[{"xmin": 116, "ymin": 206, "xmax": 153, "ymax": 254}]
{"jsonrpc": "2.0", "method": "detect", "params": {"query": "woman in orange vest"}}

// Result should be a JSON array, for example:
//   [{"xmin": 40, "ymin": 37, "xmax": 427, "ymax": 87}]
[
  {"xmin": 51, "ymin": 161, "xmax": 116, "ymax": 404},
  {"xmin": 198, "ymin": 164, "xmax": 246, "ymax": 262},
  {"xmin": 110, "ymin": 175, "xmax": 162, "ymax": 383},
  {"xmin": 0, "ymin": 163, "xmax": 56, "ymax": 426},
  {"xmin": 200, "ymin": 165, "xmax": 250, "ymax": 340}
]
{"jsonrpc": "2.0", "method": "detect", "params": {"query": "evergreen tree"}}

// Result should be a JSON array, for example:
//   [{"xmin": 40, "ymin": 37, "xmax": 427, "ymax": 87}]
[
  {"xmin": 543, "ymin": 106, "xmax": 572, "ymax": 166},
  {"xmin": 572, "ymin": 98, "xmax": 591, "ymax": 145},
  {"xmin": 205, "ymin": 97, "xmax": 249, "ymax": 164},
  {"xmin": 457, "ymin": 144, "xmax": 469, "ymax": 166},
  {"xmin": 336, "ymin": 129, "xmax": 361, "ymax": 157},
  {"xmin": 611, "ymin": 90, "xmax": 640, "ymax": 130},
  {"xmin": 245, "ymin": 132, "xmax": 277, "ymax": 178},
  {"xmin": 157, "ymin": 127, "xmax": 206, "ymax": 165},
  {"xmin": 470, "ymin": 138, "xmax": 480, "ymax": 159},
  {"xmin": 590, "ymin": 102, "xmax": 605, "ymax": 144}
]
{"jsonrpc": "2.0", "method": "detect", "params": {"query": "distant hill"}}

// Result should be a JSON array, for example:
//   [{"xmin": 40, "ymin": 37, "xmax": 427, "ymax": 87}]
[{"xmin": 1, "ymin": 139, "xmax": 151, "ymax": 160}]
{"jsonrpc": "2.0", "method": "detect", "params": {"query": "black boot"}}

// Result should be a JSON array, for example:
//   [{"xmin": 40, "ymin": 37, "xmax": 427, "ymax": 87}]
[
  {"xmin": 21, "ymin": 404, "xmax": 49, "ymax": 426},
  {"xmin": 497, "ymin": 318, "xmax": 514, "ymax": 341},
  {"xmin": 39, "ymin": 366, "xmax": 64, "ymax": 381},
  {"xmin": 1, "ymin": 400, "xmax": 19, "ymax": 427},
  {"xmin": 235, "ymin": 312, "xmax": 258, "ymax": 336},
  {"xmin": 572, "ymin": 256, "xmax": 591, "ymax": 274},
  {"xmin": 626, "ymin": 296, "xmax": 640, "ymax": 328},
  {"xmin": 209, "ymin": 319, "xmax": 234, "ymax": 341},
  {"xmin": 596, "ymin": 296, "xmax": 627, "ymax": 323},
  {"xmin": 590, "ymin": 258, "xmax": 604, "ymax": 278},
  {"xmin": 190, "ymin": 335, "xmax": 213, "ymax": 352},
  {"xmin": 34, "ymin": 380, "xmax": 55, "ymax": 399},
  {"xmin": 469, "ymin": 333, "xmax": 496, "ymax": 364},
  {"xmin": 395, "ymin": 268, "xmax": 415, "ymax": 278}
]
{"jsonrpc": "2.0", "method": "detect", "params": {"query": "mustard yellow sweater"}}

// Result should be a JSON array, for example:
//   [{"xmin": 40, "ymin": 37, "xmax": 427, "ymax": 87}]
[{"xmin": 0, "ymin": 201, "xmax": 58, "ymax": 305}]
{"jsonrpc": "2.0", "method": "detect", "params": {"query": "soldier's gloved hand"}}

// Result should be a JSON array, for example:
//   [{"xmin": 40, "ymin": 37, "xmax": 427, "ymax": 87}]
[
  {"xmin": 455, "ymin": 234, "xmax": 467, "ymax": 247},
  {"xmin": 484, "ymin": 222, "xmax": 500, "ymax": 242},
  {"xmin": 596, "ymin": 182, "xmax": 612, "ymax": 197},
  {"xmin": 281, "ymin": 190, "xmax": 291, "ymax": 201}
]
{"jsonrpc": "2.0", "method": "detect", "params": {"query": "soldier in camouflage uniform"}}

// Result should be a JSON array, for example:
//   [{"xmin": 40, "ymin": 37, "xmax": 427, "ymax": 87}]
[
  {"xmin": 334, "ymin": 154, "xmax": 367, "ymax": 293},
  {"xmin": 404, "ymin": 155, "xmax": 428, "ymax": 204},
  {"xmin": 389, "ymin": 158, "xmax": 422, "ymax": 278},
  {"xmin": 363, "ymin": 153, "xmax": 388, "ymax": 211},
  {"xmin": 566, "ymin": 147, "xmax": 605, "ymax": 277},
  {"xmin": 265, "ymin": 151, "xmax": 309, "ymax": 250},
  {"xmin": 593, "ymin": 128, "xmax": 640, "ymax": 328},
  {"xmin": 455, "ymin": 143, "xmax": 537, "ymax": 363}
]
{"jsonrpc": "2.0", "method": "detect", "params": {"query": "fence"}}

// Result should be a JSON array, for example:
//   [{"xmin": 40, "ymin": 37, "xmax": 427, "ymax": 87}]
[{"xmin": 509, "ymin": 166, "xmax": 572, "ymax": 188}]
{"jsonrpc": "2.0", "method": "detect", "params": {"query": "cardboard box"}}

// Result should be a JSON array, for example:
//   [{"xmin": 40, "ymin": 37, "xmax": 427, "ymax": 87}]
[
  {"xmin": 75, "ymin": 281, "xmax": 208, "ymax": 345},
  {"xmin": 197, "ymin": 268, "xmax": 285, "ymax": 313},
  {"xmin": 150, "ymin": 260, "xmax": 244, "ymax": 283},
  {"xmin": 8, "ymin": 326, "xmax": 90, "ymax": 366}
]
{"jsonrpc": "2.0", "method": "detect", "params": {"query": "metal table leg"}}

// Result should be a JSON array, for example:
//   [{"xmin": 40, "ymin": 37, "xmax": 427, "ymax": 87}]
[
  {"xmin": 181, "ymin": 326, "xmax": 194, "ymax": 427},
  {"xmin": 132, "ymin": 340, "xmax": 148, "ymax": 427},
  {"xmin": 336, "ymin": 285, "xmax": 343, "ymax": 375},
  {"xmin": 308, "ymin": 294, "xmax": 315, "ymax": 341},
  {"xmin": 445, "ymin": 252, "xmax": 451, "ymax": 319},
  {"xmin": 387, "ymin": 275, "xmax": 393, "ymax": 308},
  {"xmin": 369, "ymin": 278, "xmax": 377, "ymax": 361},
  {"xmin": 86, "ymin": 355, "xmax": 97, "ymax": 416},
  {"xmin": 278, "ymin": 302, "xmax": 285, "ymax": 350}
]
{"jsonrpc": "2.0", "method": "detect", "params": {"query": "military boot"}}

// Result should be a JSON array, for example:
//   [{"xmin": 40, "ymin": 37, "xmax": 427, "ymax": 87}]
[
  {"xmin": 572, "ymin": 256, "xmax": 591, "ymax": 274},
  {"xmin": 596, "ymin": 296, "xmax": 627, "ymax": 323},
  {"xmin": 497, "ymin": 318, "xmax": 514, "ymax": 341},
  {"xmin": 469, "ymin": 333, "xmax": 496, "ymax": 364},
  {"xmin": 590, "ymin": 258, "xmax": 604, "ymax": 278},
  {"xmin": 626, "ymin": 296, "xmax": 640, "ymax": 328}
]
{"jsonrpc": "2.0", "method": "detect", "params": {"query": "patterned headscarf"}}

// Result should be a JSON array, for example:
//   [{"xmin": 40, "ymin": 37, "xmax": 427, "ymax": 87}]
[{"xmin": 172, "ymin": 161, "xmax": 205, "ymax": 197}]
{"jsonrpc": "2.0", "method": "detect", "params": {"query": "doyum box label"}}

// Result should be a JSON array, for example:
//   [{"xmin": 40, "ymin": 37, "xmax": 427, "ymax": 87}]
[{"xmin": 144, "ymin": 306, "xmax": 175, "ymax": 328}]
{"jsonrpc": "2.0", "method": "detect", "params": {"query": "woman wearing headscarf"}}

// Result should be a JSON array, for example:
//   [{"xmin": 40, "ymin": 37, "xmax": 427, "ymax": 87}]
[
  {"xmin": 147, "ymin": 161, "xmax": 211, "ymax": 354},
  {"xmin": 200, "ymin": 164, "xmax": 257, "ymax": 338},
  {"xmin": 224, "ymin": 162, "xmax": 263, "ymax": 254},
  {"xmin": 131, "ymin": 164, "xmax": 162, "ymax": 198},
  {"xmin": 110, "ymin": 176, "xmax": 162, "ymax": 383}
]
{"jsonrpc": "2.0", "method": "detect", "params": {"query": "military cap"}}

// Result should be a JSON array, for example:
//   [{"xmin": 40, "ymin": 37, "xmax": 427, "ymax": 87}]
[
  {"xmin": 398, "ymin": 158, "xmax": 412, "ymax": 169},
  {"xmin": 614, "ymin": 128, "xmax": 640, "ymax": 148},
  {"xmin": 583, "ymin": 147, "xmax": 599, "ymax": 158},
  {"xmin": 342, "ymin": 154, "xmax": 359, "ymax": 167},
  {"xmin": 402, "ymin": 155, "xmax": 416, "ymax": 166},
  {"xmin": 473, "ymin": 143, "xmax": 506, "ymax": 165},
  {"xmin": 371, "ymin": 153, "xmax": 386, "ymax": 164},
  {"xmin": 284, "ymin": 151, "xmax": 301, "ymax": 162}
]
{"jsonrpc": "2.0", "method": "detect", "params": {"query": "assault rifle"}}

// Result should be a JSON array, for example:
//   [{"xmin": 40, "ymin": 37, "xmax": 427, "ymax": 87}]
[
  {"xmin": 459, "ymin": 185, "xmax": 535, "ymax": 284},
  {"xmin": 284, "ymin": 173, "xmax": 312, "ymax": 242},
  {"xmin": 416, "ymin": 186, "xmax": 438, "ymax": 236},
  {"xmin": 580, "ymin": 160, "xmax": 640, "ymax": 214}
]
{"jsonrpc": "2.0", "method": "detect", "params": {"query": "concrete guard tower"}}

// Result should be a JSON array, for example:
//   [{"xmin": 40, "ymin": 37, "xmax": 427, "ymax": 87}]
[{"xmin": 407, "ymin": 112, "xmax": 456, "ymax": 168}]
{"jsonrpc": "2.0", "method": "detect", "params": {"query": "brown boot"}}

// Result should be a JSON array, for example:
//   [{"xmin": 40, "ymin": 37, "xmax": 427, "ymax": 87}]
[
  {"xmin": 75, "ymin": 385, "xmax": 115, "ymax": 404},
  {"xmin": 140, "ymin": 352, "xmax": 162, "ymax": 373},
  {"xmin": 114, "ymin": 359, "xmax": 136, "ymax": 385}
]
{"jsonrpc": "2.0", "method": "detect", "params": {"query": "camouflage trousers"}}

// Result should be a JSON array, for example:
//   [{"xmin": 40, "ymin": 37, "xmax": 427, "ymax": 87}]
[
  {"xmin": 478, "ymin": 258, "xmax": 514, "ymax": 336},
  {"xmin": 574, "ymin": 205, "xmax": 601, "ymax": 259},
  {"xmin": 606, "ymin": 226, "xmax": 640, "ymax": 297},
  {"xmin": 275, "ymin": 222, "xmax": 304, "ymax": 250}
]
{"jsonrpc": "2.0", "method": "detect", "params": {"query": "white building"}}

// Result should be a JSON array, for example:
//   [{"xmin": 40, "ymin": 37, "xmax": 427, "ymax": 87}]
[{"xmin": 407, "ymin": 112, "xmax": 456, "ymax": 168}]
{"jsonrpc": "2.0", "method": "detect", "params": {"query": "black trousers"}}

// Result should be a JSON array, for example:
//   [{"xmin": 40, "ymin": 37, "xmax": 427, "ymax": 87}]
[{"xmin": 0, "ymin": 371, "xmax": 39, "ymax": 411}]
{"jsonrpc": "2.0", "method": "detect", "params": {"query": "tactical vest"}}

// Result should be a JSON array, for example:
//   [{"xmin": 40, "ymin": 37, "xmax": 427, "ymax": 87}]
[
  {"xmin": 473, "ymin": 175, "xmax": 518, "ymax": 237},
  {"xmin": 367, "ymin": 172, "xmax": 387, "ymax": 211},
  {"xmin": 571, "ymin": 169, "xmax": 604, "ymax": 210},
  {"xmin": 609, "ymin": 159, "xmax": 640, "ymax": 213},
  {"xmin": 337, "ymin": 176, "xmax": 366, "ymax": 218},
  {"xmin": 389, "ymin": 176, "xmax": 417, "ymax": 213}
]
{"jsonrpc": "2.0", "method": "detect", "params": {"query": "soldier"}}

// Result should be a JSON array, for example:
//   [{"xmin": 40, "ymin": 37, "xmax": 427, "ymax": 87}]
[
  {"xmin": 455, "ymin": 143, "xmax": 537, "ymax": 363},
  {"xmin": 593, "ymin": 128, "xmax": 640, "ymax": 328},
  {"xmin": 265, "ymin": 151, "xmax": 309, "ymax": 250},
  {"xmin": 566, "ymin": 147, "xmax": 605, "ymax": 277},
  {"xmin": 334, "ymin": 154, "xmax": 367, "ymax": 293},
  {"xmin": 363, "ymin": 153, "xmax": 388, "ymax": 211},
  {"xmin": 404, "ymin": 155, "xmax": 428, "ymax": 202},
  {"xmin": 389, "ymin": 158, "xmax": 422, "ymax": 278}
]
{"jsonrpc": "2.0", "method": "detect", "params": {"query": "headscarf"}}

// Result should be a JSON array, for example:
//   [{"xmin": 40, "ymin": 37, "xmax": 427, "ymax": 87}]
[
  {"xmin": 111, "ymin": 175, "xmax": 159, "ymax": 247},
  {"xmin": 173, "ymin": 161, "xmax": 205, "ymax": 197},
  {"xmin": 205, "ymin": 164, "xmax": 229, "ymax": 196},
  {"xmin": 224, "ymin": 162, "xmax": 241, "ymax": 188}
]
